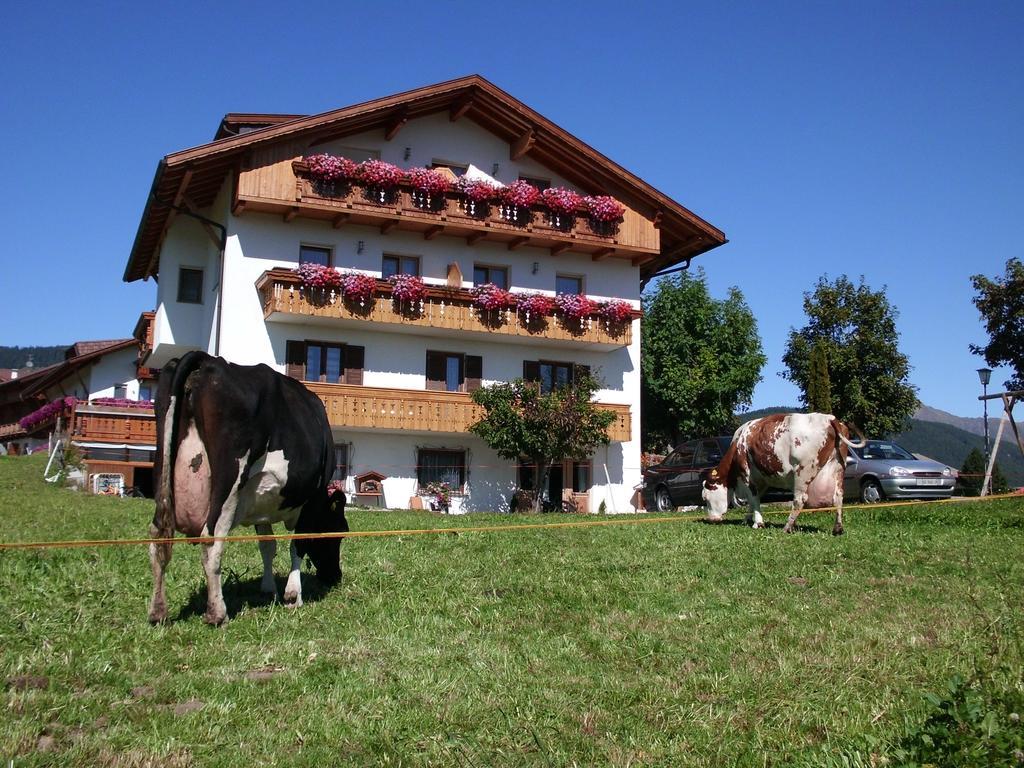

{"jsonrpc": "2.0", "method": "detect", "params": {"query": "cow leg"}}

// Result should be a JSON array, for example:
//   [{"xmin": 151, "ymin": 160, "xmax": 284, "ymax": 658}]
[
  {"xmin": 200, "ymin": 458, "xmax": 247, "ymax": 626},
  {"xmin": 832, "ymin": 467, "xmax": 845, "ymax": 536},
  {"xmin": 283, "ymin": 541, "xmax": 303, "ymax": 607},
  {"xmin": 256, "ymin": 523, "xmax": 277, "ymax": 597},
  {"xmin": 784, "ymin": 487, "xmax": 809, "ymax": 533},
  {"xmin": 147, "ymin": 531, "xmax": 173, "ymax": 624}
]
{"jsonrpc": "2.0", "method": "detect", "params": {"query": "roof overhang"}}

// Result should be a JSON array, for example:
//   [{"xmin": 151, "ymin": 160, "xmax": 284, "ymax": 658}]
[{"xmin": 124, "ymin": 75, "xmax": 726, "ymax": 284}]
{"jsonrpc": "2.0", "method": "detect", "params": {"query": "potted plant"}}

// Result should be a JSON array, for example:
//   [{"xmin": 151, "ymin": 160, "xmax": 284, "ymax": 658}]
[
  {"xmin": 555, "ymin": 293, "xmax": 599, "ymax": 329},
  {"xmin": 406, "ymin": 167, "xmax": 453, "ymax": 211},
  {"xmin": 340, "ymin": 272, "xmax": 378, "ymax": 308},
  {"xmin": 497, "ymin": 180, "xmax": 540, "ymax": 225},
  {"xmin": 540, "ymin": 187, "xmax": 583, "ymax": 230},
  {"xmin": 423, "ymin": 480, "xmax": 453, "ymax": 513},
  {"xmin": 583, "ymin": 195, "xmax": 625, "ymax": 236},
  {"xmin": 599, "ymin": 298, "xmax": 634, "ymax": 329},
  {"xmin": 296, "ymin": 263, "xmax": 343, "ymax": 303},
  {"xmin": 515, "ymin": 293, "xmax": 556, "ymax": 325},
  {"xmin": 388, "ymin": 273, "xmax": 427, "ymax": 314},
  {"xmin": 456, "ymin": 177, "xmax": 499, "ymax": 217},
  {"xmin": 304, "ymin": 153, "xmax": 358, "ymax": 197},
  {"xmin": 356, "ymin": 159, "xmax": 404, "ymax": 204}
]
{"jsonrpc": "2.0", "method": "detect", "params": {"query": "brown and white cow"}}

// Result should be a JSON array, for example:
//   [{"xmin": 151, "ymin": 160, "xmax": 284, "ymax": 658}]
[
  {"xmin": 148, "ymin": 351, "xmax": 348, "ymax": 625},
  {"xmin": 701, "ymin": 413, "xmax": 865, "ymax": 535}
]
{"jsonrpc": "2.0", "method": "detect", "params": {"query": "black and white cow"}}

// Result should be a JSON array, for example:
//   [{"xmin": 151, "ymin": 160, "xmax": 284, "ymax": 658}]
[{"xmin": 148, "ymin": 351, "xmax": 347, "ymax": 625}]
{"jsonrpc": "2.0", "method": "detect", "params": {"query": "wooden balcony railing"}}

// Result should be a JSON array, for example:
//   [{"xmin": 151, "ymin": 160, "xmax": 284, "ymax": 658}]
[
  {"xmin": 72, "ymin": 404, "xmax": 156, "ymax": 445},
  {"xmin": 232, "ymin": 162, "xmax": 660, "ymax": 260},
  {"xmin": 305, "ymin": 382, "xmax": 632, "ymax": 442},
  {"xmin": 256, "ymin": 269, "xmax": 634, "ymax": 350}
]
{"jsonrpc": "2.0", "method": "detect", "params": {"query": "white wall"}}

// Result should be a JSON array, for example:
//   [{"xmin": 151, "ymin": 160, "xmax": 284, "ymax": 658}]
[{"xmin": 86, "ymin": 347, "xmax": 144, "ymax": 400}]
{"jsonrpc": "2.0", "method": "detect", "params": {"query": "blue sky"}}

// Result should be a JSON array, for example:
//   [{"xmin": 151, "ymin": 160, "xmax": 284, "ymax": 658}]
[{"xmin": 1, "ymin": 1, "xmax": 1020, "ymax": 418}]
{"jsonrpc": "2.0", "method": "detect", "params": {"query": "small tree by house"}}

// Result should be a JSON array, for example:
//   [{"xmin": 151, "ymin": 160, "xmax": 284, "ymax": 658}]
[{"xmin": 470, "ymin": 374, "xmax": 616, "ymax": 513}]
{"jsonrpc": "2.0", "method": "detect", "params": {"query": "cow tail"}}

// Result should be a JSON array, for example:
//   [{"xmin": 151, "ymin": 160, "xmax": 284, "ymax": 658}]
[
  {"xmin": 152, "ymin": 351, "xmax": 207, "ymax": 538},
  {"xmin": 832, "ymin": 417, "xmax": 867, "ymax": 450}
]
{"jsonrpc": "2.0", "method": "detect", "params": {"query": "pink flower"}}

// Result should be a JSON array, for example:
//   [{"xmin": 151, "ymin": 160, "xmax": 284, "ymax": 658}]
[
  {"xmin": 305, "ymin": 153, "xmax": 358, "ymax": 182},
  {"xmin": 405, "ymin": 167, "xmax": 453, "ymax": 196},
  {"xmin": 583, "ymin": 195, "xmax": 626, "ymax": 223},
  {"xmin": 554, "ymin": 293, "xmax": 599, "ymax": 321},
  {"xmin": 540, "ymin": 187, "xmax": 584, "ymax": 217},
  {"xmin": 600, "ymin": 299, "xmax": 634, "ymax": 324},
  {"xmin": 515, "ymin": 293, "xmax": 556, "ymax": 318},
  {"xmin": 499, "ymin": 180, "xmax": 541, "ymax": 208},
  {"xmin": 388, "ymin": 273, "xmax": 427, "ymax": 303},
  {"xmin": 356, "ymin": 159, "xmax": 405, "ymax": 188},
  {"xmin": 297, "ymin": 262, "xmax": 343, "ymax": 291},
  {"xmin": 340, "ymin": 272, "xmax": 378, "ymax": 303},
  {"xmin": 457, "ymin": 176, "xmax": 500, "ymax": 203},
  {"xmin": 471, "ymin": 283, "xmax": 515, "ymax": 311}
]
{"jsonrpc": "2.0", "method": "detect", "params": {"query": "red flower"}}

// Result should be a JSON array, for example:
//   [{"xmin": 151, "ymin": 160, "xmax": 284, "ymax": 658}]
[
  {"xmin": 305, "ymin": 153, "xmax": 358, "ymax": 182},
  {"xmin": 340, "ymin": 272, "xmax": 378, "ymax": 304},
  {"xmin": 297, "ymin": 262, "xmax": 343, "ymax": 291},
  {"xmin": 388, "ymin": 273, "xmax": 427, "ymax": 303},
  {"xmin": 515, "ymin": 293, "xmax": 556, "ymax": 318},
  {"xmin": 555, "ymin": 293, "xmax": 599, "ymax": 321},
  {"xmin": 600, "ymin": 299, "xmax": 634, "ymax": 324},
  {"xmin": 471, "ymin": 283, "xmax": 515, "ymax": 311},
  {"xmin": 499, "ymin": 180, "xmax": 541, "ymax": 208},
  {"xmin": 356, "ymin": 159, "xmax": 405, "ymax": 188},
  {"xmin": 457, "ymin": 177, "xmax": 500, "ymax": 203},
  {"xmin": 406, "ymin": 167, "xmax": 453, "ymax": 196}
]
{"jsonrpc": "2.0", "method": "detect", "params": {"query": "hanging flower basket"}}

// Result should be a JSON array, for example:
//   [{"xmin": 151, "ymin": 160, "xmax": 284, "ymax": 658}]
[
  {"xmin": 297, "ymin": 262, "xmax": 343, "ymax": 292},
  {"xmin": 600, "ymin": 299, "xmax": 634, "ymax": 325},
  {"xmin": 305, "ymin": 153, "xmax": 358, "ymax": 183},
  {"xmin": 406, "ymin": 167, "xmax": 452, "ymax": 212},
  {"xmin": 19, "ymin": 396, "xmax": 76, "ymax": 432},
  {"xmin": 540, "ymin": 187, "xmax": 583, "ymax": 230},
  {"xmin": 457, "ymin": 177, "xmax": 499, "ymax": 218},
  {"xmin": 356, "ymin": 159, "xmax": 404, "ymax": 204},
  {"xmin": 471, "ymin": 283, "xmax": 516, "ymax": 311},
  {"xmin": 583, "ymin": 195, "xmax": 625, "ymax": 236},
  {"xmin": 515, "ymin": 293, "xmax": 556, "ymax": 326},
  {"xmin": 555, "ymin": 293, "xmax": 599, "ymax": 325},
  {"xmin": 340, "ymin": 272, "xmax": 378, "ymax": 307},
  {"xmin": 388, "ymin": 274, "xmax": 427, "ymax": 313}
]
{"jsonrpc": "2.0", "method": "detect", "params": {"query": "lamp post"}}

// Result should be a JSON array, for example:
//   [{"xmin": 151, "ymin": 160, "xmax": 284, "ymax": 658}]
[{"xmin": 977, "ymin": 367, "xmax": 992, "ymax": 495}]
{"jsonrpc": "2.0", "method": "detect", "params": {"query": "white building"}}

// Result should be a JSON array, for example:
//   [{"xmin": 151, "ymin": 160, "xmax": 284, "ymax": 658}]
[{"xmin": 123, "ymin": 76, "xmax": 725, "ymax": 512}]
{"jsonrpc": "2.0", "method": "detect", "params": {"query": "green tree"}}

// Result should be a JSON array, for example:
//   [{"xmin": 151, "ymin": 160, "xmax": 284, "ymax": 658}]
[
  {"xmin": 970, "ymin": 257, "xmax": 1024, "ymax": 391},
  {"xmin": 470, "ymin": 374, "xmax": 616, "ymax": 513},
  {"xmin": 782, "ymin": 275, "xmax": 918, "ymax": 436},
  {"xmin": 806, "ymin": 340, "xmax": 833, "ymax": 413},
  {"xmin": 641, "ymin": 269, "xmax": 766, "ymax": 450},
  {"xmin": 960, "ymin": 447, "xmax": 1010, "ymax": 496}
]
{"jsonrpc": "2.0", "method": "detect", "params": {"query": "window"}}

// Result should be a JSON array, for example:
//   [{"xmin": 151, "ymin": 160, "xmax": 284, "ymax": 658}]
[
  {"xmin": 432, "ymin": 160, "xmax": 469, "ymax": 177},
  {"xmin": 572, "ymin": 461, "xmax": 591, "ymax": 493},
  {"xmin": 382, "ymin": 254, "xmax": 420, "ymax": 279},
  {"xmin": 556, "ymin": 274, "xmax": 583, "ymax": 295},
  {"xmin": 333, "ymin": 444, "xmax": 348, "ymax": 484},
  {"xmin": 417, "ymin": 449, "xmax": 466, "ymax": 490},
  {"xmin": 285, "ymin": 340, "xmax": 364, "ymax": 385},
  {"xmin": 138, "ymin": 384, "xmax": 152, "ymax": 401},
  {"xmin": 426, "ymin": 351, "xmax": 482, "ymax": 393},
  {"xmin": 177, "ymin": 267, "xmax": 204, "ymax": 304},
  {"xmin": 523, "ymin": 359, "xmax": 587, "ymax": 394},
  {"xmin": 518, "ymin": 175, "xmax": 550, "ymax": 191},
  {"xmin": 473, "ymin": 264, "xmax": 508, "ymax": 289},
  {"xmin": 113, "ymin": 385, "xmax": 127, "ymax": 400},
  {"xmin": 300, "ymin": 245, "xmax": 332, "ymax": 267}
]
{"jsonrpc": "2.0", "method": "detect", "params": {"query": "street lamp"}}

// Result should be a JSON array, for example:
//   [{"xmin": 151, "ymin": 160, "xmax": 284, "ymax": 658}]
[{"xmin": 977, "ymin": 367, "xmax": 992, "ymax": 495}]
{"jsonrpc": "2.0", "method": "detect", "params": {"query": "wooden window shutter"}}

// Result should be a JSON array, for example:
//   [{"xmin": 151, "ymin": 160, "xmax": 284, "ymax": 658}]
[
  {"xmin": 285, "ymin": 340, "xmax": 307, "ymax": 380},
  {"xmin": 523, "ymin": 360, "xmax": 540, "ymax": 382},
  {"xmin": 465, "ymin": 355, "xmax": 482, "ymax": 392},
  {"xmin": 344, "ymin": 345, "xmax": 364, "ymax": 385},
  {"xmin": 426, "ymin": 351, "xmax": 446, "ymax": 391}
]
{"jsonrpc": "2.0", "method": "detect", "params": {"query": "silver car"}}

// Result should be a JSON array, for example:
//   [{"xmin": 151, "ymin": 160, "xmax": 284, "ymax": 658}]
[{"xmin": 844, "ymin": 440, "xmax": 957, "ymax": 503}]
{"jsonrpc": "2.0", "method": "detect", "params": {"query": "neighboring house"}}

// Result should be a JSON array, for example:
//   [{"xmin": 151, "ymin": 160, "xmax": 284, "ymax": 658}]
[
  {"xmin": 122, "ymin": 75, "xmax": 726, "ymax": 512},
  {"xmin": 0, "ymin": 335, "xmax": 157, "ymax": 494}
]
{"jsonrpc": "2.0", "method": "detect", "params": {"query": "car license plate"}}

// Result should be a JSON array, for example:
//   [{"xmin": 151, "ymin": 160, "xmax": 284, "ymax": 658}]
[{"xmin": 917, "ymin": 478, "xmax": 943, "ymax": 486}]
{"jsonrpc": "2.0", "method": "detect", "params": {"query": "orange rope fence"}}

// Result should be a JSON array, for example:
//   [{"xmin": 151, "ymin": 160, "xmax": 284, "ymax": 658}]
[{"xmin": 0, "ymin": 492, "xmax": 1019, "ymax": 552}]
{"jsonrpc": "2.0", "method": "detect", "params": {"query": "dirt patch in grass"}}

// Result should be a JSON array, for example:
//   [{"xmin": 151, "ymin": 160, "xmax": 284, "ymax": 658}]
[
  {"xmin": 6, "ymin": 674, "xmax": 49, "ymax": 690},
  {"xmin": 242, "ymin": 665, "xmax": 284, "ymax": 682}
]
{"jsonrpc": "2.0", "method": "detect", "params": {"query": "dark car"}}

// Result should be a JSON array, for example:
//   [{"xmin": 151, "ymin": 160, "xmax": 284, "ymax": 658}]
[{"xmin": 642, "ymin": 436, "xmax": 733, "ymax": 512}]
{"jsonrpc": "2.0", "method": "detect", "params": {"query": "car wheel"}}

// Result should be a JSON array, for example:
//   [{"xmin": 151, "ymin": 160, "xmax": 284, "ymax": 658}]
[
  {"xmin": 655, "ymin": 487, "xmax": 674, "ymax": 512},
  {"xmin": 860, "ymin": 479, "xmax": 884, "ymax": 504}
]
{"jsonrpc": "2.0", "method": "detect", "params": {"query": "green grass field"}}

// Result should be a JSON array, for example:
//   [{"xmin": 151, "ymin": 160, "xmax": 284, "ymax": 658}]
[{"xmin": 2, "ymin": 454, "xmax": 1022, "ymax": 766}]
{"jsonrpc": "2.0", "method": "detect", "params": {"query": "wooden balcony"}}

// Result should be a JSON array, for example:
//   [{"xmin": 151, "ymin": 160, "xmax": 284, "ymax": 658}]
[
  {"xmin": 72, "ymin": 403, "xmax": 156, "ymax": 445},
  {"xmin": 306, "ymin": 382, "xmax": 632, "ymax": 442},
  {"xmin": 256, "ymin": 269, "xmax": 634, "ymax": 350},
  {"xmin": 233, "ymin": 161, "xmax": 659, "ymax": 261}
]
